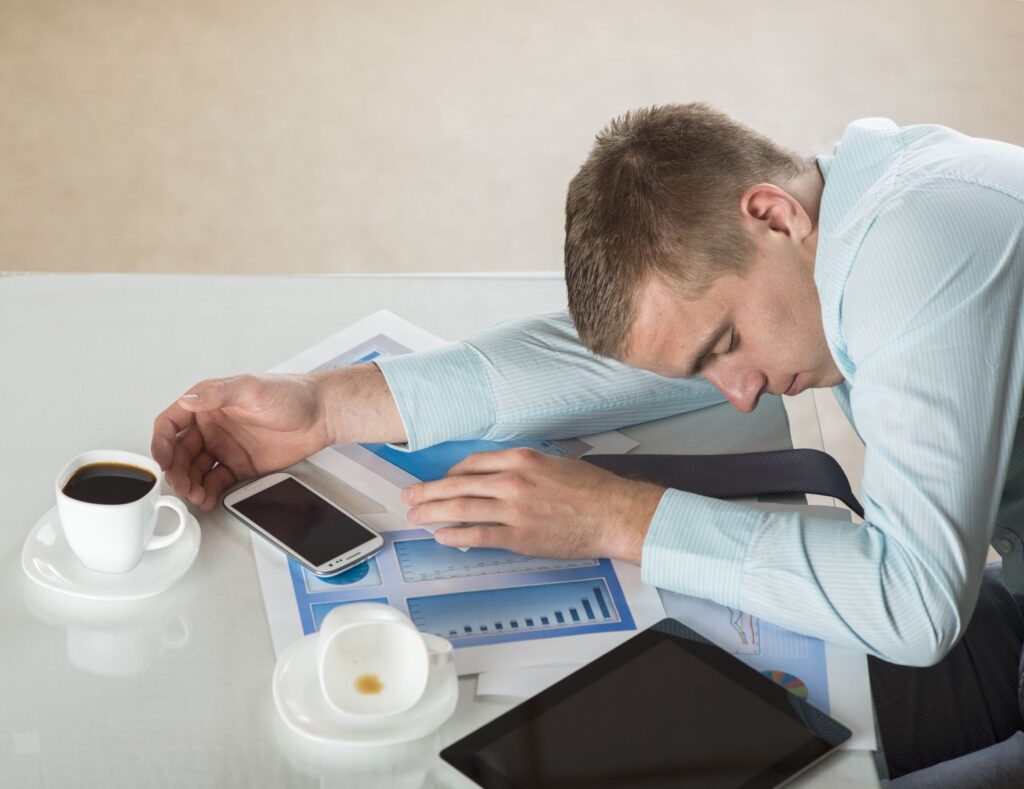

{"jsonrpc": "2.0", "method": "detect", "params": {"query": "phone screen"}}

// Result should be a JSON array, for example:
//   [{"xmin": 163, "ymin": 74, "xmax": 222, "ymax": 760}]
[{"xmin": 231, "ymin": 477, "xmax": 378, "ymax": 568}]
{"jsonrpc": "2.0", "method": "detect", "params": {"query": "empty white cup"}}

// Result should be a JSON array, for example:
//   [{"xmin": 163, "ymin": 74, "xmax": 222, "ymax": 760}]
[
  {"xmin": 316, "ymin": 603, "xmax": 450, "ymax": 717},
  {"xmin": 56, "ymin": 450, "xmax": 190, "ymax": 573}
]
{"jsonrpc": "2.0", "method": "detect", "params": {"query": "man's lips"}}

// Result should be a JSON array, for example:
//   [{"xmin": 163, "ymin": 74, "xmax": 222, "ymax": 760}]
[{"xmin": 783, "ymin": 374, "xmax": 801, "ymax": 396}]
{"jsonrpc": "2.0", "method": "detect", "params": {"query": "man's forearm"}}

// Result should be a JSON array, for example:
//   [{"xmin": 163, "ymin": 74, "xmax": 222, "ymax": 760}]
[
  {"xmin": 311, "ymin": 363, "xmax": 407, "ymax": 446},
  {"xmin": 642, "ymin": 489, "xmax": 972, "ymax": 666},
  {"xmin": 373, "ymin": 312, "xmax": 726, "ymax": 451}
]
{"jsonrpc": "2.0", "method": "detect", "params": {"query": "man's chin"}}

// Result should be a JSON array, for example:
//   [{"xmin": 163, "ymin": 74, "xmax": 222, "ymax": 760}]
[{"xmin": 784, "ymin": 375, "xmax": 804, "ymax": 397}]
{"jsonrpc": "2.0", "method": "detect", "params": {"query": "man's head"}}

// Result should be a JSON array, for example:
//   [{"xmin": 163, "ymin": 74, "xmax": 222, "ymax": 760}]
[{"xmin": 564, "ymin": 103, "xmax": 842, "ymax": 411}]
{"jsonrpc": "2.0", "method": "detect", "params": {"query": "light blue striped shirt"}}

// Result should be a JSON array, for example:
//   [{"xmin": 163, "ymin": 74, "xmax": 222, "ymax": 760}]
[{"xmin": 376, "ymin": 119, "xmax": 1024, "ymax": 666}]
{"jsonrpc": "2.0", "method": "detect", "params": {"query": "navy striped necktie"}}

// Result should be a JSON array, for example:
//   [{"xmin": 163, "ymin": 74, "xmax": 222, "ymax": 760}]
[{"xmin": 584, "ymin": 449, "xmax": 864, "ymax": 518}]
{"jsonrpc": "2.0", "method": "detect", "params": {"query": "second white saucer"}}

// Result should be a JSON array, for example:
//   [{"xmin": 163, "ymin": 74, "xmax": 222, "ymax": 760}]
[
  {"xmin": 21, "ymin": 504, "xmax": 201, "ymax": 601},
  {"xmin": 273, "ymin": 632, "xmax": 458, "ymax": 745}
]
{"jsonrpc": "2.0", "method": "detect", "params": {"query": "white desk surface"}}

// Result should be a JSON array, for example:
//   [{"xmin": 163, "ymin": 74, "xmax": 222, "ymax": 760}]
[{"xmin": 0, "ymin": 273, "xmax": 879, "ymax": 787}]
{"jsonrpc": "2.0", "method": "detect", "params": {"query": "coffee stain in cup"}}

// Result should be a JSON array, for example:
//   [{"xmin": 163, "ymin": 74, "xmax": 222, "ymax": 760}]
[{"xmin": 355, "ymin": 673, "xmax": 384, "ymax": 695}]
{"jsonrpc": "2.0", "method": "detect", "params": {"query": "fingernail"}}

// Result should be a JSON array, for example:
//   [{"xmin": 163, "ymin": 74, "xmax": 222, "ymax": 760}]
[
  {"xmin": 401, "ymin": 486, "xmax": 413, "ymax": 503},
  {"xmin": 434, "ymin": 529, "xmax": 447, "ymax": 545},
  {"xmin": 180, "ymin": 394, "xmax": 200, "ymax": 402},
  {"xmin": 407, "ymin": 507, "xmax": 419, "ymax": 522}
]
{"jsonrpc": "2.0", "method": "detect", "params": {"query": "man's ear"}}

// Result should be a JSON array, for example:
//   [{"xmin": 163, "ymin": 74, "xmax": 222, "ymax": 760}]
[{"xmin": 740, "ymin": 184, "xmax": 810, "ymax": 239}]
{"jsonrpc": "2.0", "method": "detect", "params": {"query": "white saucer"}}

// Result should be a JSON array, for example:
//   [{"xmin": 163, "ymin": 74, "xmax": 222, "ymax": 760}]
[
  {"xmin": 21, "ymin": 504, "xmax": 201, "ymax": 601},
  {"xmin": 273, "ymin": 633, "xmax": 458, "ymax": 745}
]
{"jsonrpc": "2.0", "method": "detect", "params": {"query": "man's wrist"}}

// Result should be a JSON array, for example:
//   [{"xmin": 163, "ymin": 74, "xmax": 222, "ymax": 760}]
[
  {"xmin": 310, "ymin": 363, "xmax": 407, "ymax": 447},
  {"xmin": 310, "ymin": 370, "xmax": 340, "ymax": 446},
  {"xmin": 607, "ymin": 482, "xmax": 665, "ymax": 564}
]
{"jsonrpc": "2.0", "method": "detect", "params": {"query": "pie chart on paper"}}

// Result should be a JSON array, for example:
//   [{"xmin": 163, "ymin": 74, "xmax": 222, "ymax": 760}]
[
  {"xmin": 321, "ymin": 560, "xmax": 370, "ymax": 585},
  {"xmin": 762, "ymin": 670, "xmax": 810, "ymax": 699}
]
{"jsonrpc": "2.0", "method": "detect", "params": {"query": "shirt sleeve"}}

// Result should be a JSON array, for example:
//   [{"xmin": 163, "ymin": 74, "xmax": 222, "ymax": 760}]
[
  {"xmin": 643, "ymin": 179, "xmax": 1024, "ymax": 666},
  {"xmin": 373, "ymin": 310, "xmax": 726, "ymax": 450}
]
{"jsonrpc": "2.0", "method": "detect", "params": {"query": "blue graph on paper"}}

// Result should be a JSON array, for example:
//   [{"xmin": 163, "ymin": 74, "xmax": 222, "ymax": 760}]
[
  {"xmin": 394, "ymin": 538, "xmax": 598, "ymax": 582},
  {"xmin": 408, "ymin": 579, "xmax": 620, "ymax": 638},
  {"xmin": 288, "ymin": 529, "xmax": 636, "ymax": 648}
]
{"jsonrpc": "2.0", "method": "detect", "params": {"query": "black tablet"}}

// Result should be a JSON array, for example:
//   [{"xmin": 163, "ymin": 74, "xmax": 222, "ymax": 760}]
[{"xmin": 441, "ymin": 618, "xmax": 851, "ymax": 789}]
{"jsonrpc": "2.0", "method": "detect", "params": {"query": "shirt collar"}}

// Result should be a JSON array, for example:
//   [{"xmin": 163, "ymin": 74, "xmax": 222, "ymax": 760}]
[
  {"xmin": 815, "ymin": 154, "xmax": 833, "ymax": 181},
  {"xmin": 812, "ymin": 118, "xmax": 905, "ymax": 370}
]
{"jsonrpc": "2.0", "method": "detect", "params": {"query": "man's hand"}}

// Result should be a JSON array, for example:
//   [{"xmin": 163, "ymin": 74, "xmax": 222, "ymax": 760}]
[
  {"xmin": 402, "ymin": 448, "xmax": 665, "ymax": 563},
  {"xmin": 151, "ymin": 373, "xmax": 334, "ymax": 511},
  {"xmin": 151, "ymin": 363, "xmax": 406, "ymax": 513}
]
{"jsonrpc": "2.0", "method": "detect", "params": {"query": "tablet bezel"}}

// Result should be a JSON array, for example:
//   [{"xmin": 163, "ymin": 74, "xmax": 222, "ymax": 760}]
[{"xmin": 441, "ymin": 617, "xmax": 852, "ymax": 789}]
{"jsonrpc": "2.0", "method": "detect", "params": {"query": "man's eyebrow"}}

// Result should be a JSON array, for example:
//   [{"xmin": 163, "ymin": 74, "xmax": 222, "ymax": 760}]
[{"xmin": 683, "ymin": 323, "xmax": 729, "ymax": 378}]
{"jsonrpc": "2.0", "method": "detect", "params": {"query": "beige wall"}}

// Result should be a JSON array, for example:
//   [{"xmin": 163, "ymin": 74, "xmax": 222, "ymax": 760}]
[{"xmin": 2, "ymin": 0, "xmax": 1022, "ymax": 275}]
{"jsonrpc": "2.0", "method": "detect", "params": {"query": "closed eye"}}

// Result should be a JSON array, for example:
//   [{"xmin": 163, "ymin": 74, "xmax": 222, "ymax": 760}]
[{"xmin": 691, "ymin": 325, "xmax": 735, "ymax": 376}]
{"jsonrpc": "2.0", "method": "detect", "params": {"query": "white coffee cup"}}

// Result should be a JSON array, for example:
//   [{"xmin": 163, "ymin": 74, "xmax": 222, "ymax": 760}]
[
  {"xmin": 56, "ymin": 450, "xmax": 190, "ymax": 574},
  {"xmin": 316, "ymin": 602, "xmax": 452, "ymax": 717}
]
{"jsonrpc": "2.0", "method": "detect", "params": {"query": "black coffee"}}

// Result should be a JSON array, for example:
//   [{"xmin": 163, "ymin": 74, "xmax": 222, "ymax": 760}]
[{"xmin": 62, "ymin": 462, "xmax": 156, "ymax": 505}]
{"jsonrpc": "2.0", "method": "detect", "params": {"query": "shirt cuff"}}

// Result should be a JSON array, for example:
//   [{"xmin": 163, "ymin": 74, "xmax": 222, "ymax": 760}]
[
  {"xmin": 373, "ymin": 343, "xmax": 495, "ymax": 451},
  {"xmin": 640, "ymin": 488, "xmax": 763, "ymax": 608}
]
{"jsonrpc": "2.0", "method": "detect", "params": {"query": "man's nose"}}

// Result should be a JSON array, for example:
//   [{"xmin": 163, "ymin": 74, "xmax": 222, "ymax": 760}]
[{"xmin": 705, "ymin": 364, "xmax": 767, "ymax": 414}]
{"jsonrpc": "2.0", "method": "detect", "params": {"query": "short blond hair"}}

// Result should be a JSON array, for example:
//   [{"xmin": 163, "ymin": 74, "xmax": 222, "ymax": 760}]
[{"xmin": 564, "ymin": 103, "xmax": 809, "ymax": 358}]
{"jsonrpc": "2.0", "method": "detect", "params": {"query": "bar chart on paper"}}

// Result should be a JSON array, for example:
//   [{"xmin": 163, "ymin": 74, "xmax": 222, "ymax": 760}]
[
  {"xmin": 408, "ymin": 579, "xmax": 620, "ymax": 643},
  {"xmin": 394, "ymin": 538, "xmax": 598, "ymax": 582}
]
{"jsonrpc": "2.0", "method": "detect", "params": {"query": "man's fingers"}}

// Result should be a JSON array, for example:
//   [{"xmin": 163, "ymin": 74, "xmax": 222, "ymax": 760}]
[
  {"xmin": 447, "ymin": 447, "xmax": 543, "ymax": 476},
  {"xmin": 201, "ymin": 421, "xmax": 258, "ymax": 477},
  {"xmin": 153, "ymin": 376, "xmax": 257, "ymax": 469},
  {"xmin": 165, "ymin": 425, "xmax": 212, "ymax": 496},
  {"xmin": 166, "ymin": 426, "xmax": 205, "ymax": 493},
  {"xmin": 167, "ymin": 441, "xmax": 195, "ymax": 497},
  {"xmin": 434, "ymin": 524, "xmax": 513, "ymax": 550},
  {"xmin": 199, "ymin": 464, "xmax": 237, "ymax": 512},
  {"xmin": 404, "ymin": 472, "xmax": 505, "ymax": 505},
  {"xmin": 403, "ymin": 447, "xmax": 546, "ymax": 503},
  {"xmin": 188, "ymin": 451, "xmax": 217, "ymax": 506},
  {"xmin": 409, "ymin": 497, "xmax": 510, "ymax": 527},
  {"xmin": 178, "ymin": 425, "xmax": 204, "ymax": 458},
  {"xmin": 151, "ymin": 402, "xmax": 196, "ymax": 469},
  {"xmin": 177, "ymin": 376, "xmax": 258, "ymax": 414}
]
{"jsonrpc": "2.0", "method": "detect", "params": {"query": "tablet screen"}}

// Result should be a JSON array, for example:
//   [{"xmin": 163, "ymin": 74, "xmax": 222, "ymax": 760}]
[{"xmin": 442, "ymin": 619, "xmax": 851, "ymax": 788}]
